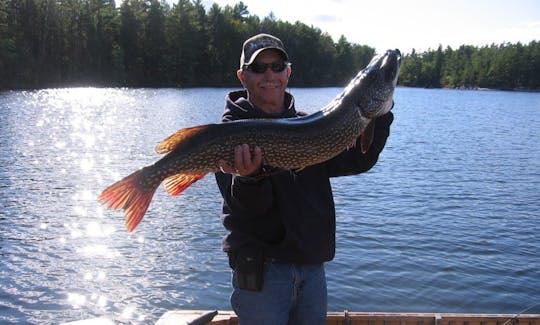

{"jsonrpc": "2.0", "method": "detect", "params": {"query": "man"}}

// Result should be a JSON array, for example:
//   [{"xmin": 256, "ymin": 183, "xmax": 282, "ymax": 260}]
[{"xmin": 215, "ymin": 33, "xmax": 394, "ymax": 325}]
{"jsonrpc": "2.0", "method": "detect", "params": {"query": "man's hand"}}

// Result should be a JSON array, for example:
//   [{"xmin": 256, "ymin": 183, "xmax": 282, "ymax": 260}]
[{"xmin": 219, "ymin": 144, "xmax": 262, "ymax": 177}]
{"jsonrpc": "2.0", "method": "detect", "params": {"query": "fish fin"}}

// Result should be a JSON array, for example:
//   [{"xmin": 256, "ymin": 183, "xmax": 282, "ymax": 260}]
[
  {"xmin": 163, "ymin": 173, "xmax": 206, "ymax": 196},
  {"xmin": 98, "ymin": 168, "xmax": 158, "ymax": 232},
  {"xmin": 361, "ymin": 118, "xmax": 376, "ymax": 154},
  {"xmin": 155, "ymin": 125, "xmax": 209, "ymax": 154}
]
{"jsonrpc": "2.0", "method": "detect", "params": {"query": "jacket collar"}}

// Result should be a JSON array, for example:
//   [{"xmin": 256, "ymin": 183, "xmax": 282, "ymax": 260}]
[{"xmin": 226, "ymin": 90, "xmax": 297, "ymax": 119}]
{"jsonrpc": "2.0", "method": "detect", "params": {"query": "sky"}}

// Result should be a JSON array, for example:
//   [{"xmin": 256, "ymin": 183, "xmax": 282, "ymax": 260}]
[{"xmin": 192, "ymin": 0, "xmax": 540, "ymax": 54}]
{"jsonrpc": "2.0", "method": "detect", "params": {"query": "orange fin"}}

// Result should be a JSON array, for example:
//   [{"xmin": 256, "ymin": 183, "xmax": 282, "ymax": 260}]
[
  {"xmin": 155, "ymin": 125, "xmax": 209, "ymax": 154},
  {"xmin": 98, "ymin": 169, "xmax": 158, "ymax": 232},
  {"xmin": 361, "ymin": 118, "xmax": 376, "ymax": 154},
  {"xmin": 163, "ymin": 173, "xmax": 207, "ymax": 196}
]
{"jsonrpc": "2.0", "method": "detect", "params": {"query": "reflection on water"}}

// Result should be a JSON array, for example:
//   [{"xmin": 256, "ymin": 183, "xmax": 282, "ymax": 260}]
[
  {"xmin": 1, "ymin": 87, "xmax": 539, "ymax": 323},
  {"xmin": 1, "ymin": 87, "xmax": 234, "ymax": 324}
]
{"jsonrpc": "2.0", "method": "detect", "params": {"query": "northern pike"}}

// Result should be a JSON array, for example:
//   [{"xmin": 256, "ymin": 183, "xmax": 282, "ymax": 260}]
[{"xmin": 99, "ymin": 49, "xmax": 402, "ymax": 232}]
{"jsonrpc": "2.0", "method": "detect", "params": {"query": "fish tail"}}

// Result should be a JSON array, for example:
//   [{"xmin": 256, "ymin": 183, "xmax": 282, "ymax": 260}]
[
  {"xmin": 98, "ymin": 168, "xmax": 158, "ymax": 232},
  {"xmin": 163, "ymin": 173, "xmax": 206, "ymax": 196}
]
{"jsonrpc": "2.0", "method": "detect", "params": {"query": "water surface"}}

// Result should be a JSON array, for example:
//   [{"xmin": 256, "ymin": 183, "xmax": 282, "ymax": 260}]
[{"xmin": 0, "ymin": 87, "xmax": 539, "ymax": 323}]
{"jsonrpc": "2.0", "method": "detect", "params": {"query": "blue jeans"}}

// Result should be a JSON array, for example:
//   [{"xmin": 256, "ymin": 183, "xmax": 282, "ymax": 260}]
[{"xmin": 231, "ymin": 262, "xmax": 327, "ymax": 325}]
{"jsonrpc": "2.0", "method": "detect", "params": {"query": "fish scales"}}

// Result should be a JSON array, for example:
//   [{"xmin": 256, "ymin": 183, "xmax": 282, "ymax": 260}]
[
  {"xmin": 99, "ymin": 49, "xmax": 402, "ymax": 231},
  {"xmin": 155, "ymin": 107, "xmax": 362, "ymax": 176}
]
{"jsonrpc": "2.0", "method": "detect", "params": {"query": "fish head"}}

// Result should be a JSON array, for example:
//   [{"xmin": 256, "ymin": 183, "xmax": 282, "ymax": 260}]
[{"xmin": 350, "ymin": 49, "xmax": 402, "ymax": 118}]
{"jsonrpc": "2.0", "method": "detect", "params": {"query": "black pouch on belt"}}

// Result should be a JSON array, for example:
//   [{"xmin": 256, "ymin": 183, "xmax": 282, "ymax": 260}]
[{"xmin": 232, "ymin": 246, "xmax": 264, "ymax": 292}]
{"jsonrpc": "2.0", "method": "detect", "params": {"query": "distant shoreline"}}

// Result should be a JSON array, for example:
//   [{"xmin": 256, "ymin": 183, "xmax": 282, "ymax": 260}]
[{"xmin": 3, "ymin": 85, "xmax": 539, "ymax": 93}]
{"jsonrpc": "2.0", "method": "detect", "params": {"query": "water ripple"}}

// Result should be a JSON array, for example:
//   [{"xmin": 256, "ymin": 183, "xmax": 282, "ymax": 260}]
[{"xmin": 1, "ymin": 88, "xmax": 539, "ymax": 323}]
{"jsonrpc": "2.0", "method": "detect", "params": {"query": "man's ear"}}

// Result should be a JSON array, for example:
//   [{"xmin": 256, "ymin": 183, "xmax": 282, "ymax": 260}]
[{"xmin": 237, "ymin": 69, "xmax": 246, "ymax": 87}]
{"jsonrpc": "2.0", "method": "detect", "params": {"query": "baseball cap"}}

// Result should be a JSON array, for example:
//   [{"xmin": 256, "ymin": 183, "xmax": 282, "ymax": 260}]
[{"xmin": 239, "ymin": 33, "xmax": 289, "ymax": 69}]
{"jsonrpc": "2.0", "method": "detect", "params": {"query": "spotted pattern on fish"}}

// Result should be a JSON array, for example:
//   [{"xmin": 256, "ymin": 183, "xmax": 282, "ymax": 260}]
[{"xmin": 99, "ymin": 49, "xmax": 402, "ymax": 232}]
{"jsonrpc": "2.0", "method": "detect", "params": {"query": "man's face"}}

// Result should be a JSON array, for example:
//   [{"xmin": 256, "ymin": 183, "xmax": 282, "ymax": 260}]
[{"xmin": 237, "ymin": 49, "xmax": 291, "ymax": 114}]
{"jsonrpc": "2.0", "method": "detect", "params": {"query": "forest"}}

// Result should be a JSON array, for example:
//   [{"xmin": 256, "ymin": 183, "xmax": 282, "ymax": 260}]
[{"xmin": 1, "ymin": 0, "xmax": 539, "ymax": 90}]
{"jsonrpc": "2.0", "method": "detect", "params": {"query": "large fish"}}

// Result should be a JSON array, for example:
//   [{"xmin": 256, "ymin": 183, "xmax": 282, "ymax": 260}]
[{"xmin": 99, "ymin": 49, "xmax": 402, "ymax": 232}]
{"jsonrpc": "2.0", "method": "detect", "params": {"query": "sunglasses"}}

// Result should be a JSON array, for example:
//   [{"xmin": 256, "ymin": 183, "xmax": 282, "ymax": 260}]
[{"xmin": 244, "ymin": 61, "xmax": 291, "ymax": 74}]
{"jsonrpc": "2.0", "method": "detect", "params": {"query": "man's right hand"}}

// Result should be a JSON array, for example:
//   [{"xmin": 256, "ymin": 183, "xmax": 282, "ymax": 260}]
[{"xmin": 219, "ymin": 144, "xmax": 263, "ymax": 177}]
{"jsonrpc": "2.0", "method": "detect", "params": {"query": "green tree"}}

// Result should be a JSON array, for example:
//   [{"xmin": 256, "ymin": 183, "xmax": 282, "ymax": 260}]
[
  {"xmin": 525, "ymin": 41, "xmax": 540, "ymax": 89},
  {"xmin": 285, "ymin": 22, "xmax": 325, "ymax": 86},
  {"xmin": 1, "ymin": 0, "xmax": 537, "ymax": 90},
  {"xmin": 144, "ymin": 0, "xmax": 166, "ymax": 85},
  {"xmin": 119, "ymin": 0, "xmax": 145, "ymax": 85},
  {"xmin": 0, "ymin": 0, "xmax": 14, "ymax": 87},
  {"xmin": 206, "ymin": 3, "xmax": 240, "ymax": 84},
  {"xmin": 166, "ymin": 0, "xmax": 201, "ymax": 86},
  {"xmin": 400, "ymin": 49, "xmax": 422, "ymax": 86},
  {"xmin": 84, "ymin": 0, "xmax": 120, "ymax": 84},
  {"xmin": 335, "ymin": 36, "xmax": 354, "ymax": 85},
  {"xmin": 189, "ymin": 0, "xmax": 210, "ymax": 84}
]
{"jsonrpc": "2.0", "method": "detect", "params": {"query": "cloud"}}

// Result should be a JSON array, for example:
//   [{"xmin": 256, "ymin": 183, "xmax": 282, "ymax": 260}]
[
  {"xmin": 500, "ymin": 21, "xmax": 540, "ymax": 43},
  {"xmin": 313, "ymin": 14, "xmax": 341, "ymax": 24}
]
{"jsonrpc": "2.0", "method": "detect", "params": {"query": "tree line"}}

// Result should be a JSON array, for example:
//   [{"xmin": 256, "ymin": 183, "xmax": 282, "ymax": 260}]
[
  {"xmin": 399, "ymin": 42, "xmax": 540, "ymax": 90},
  {"xmin": 0, "ymin": 0, "xmax": 374, "ymax": 89},
  {"xmin": 1, "ymin": 0, "xmax": 538, "ymax": 90}
]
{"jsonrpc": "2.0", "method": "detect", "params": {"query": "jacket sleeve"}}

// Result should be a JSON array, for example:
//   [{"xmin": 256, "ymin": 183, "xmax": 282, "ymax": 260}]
[
  {"xmin": 325, "ymin": 111, "xmax": 394, "ymax": 177},
  {"xmin": 215, "ymin": 172, "xmax": 274, "ymax": 216}
]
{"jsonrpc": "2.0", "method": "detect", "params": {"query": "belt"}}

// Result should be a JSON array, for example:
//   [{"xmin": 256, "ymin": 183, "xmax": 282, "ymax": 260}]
[{"xmin": 227, "ymin": 250, "xmax": 281, "ymax": 269}]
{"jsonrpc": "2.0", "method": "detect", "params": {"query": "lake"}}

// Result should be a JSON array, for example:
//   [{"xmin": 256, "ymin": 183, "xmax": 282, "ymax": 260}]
[{"xmin": 0, "ymin": 87, "xmax": 539, "ymax": 324}]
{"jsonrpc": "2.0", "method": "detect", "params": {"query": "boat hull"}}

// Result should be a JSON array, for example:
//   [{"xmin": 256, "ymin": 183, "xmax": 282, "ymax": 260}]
[{"xmin": 155, "ymin": 310, "xmax": 540, "ymax": 325}]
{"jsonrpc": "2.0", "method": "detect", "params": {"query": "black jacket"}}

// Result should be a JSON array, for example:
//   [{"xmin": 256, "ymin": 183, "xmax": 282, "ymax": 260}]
[{"xmin": 215, "ymin": 90, "xmax": 393, "ymax": 265}]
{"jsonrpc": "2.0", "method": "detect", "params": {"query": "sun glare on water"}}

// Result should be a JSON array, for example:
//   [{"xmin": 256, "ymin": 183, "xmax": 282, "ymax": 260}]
[{"xmin": 25, "ymin": 87, "xmax": 152, "ymax": 323}]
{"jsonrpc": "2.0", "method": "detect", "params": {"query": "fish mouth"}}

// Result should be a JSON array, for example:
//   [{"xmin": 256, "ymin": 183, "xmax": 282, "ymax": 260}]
[
  {"xmin": 381, "ymin": 49, "xmax": 401, "ymax": 83},
  {"xmin": 355, "ymin": 49, "xmax": 401, "ymax": 117}
]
